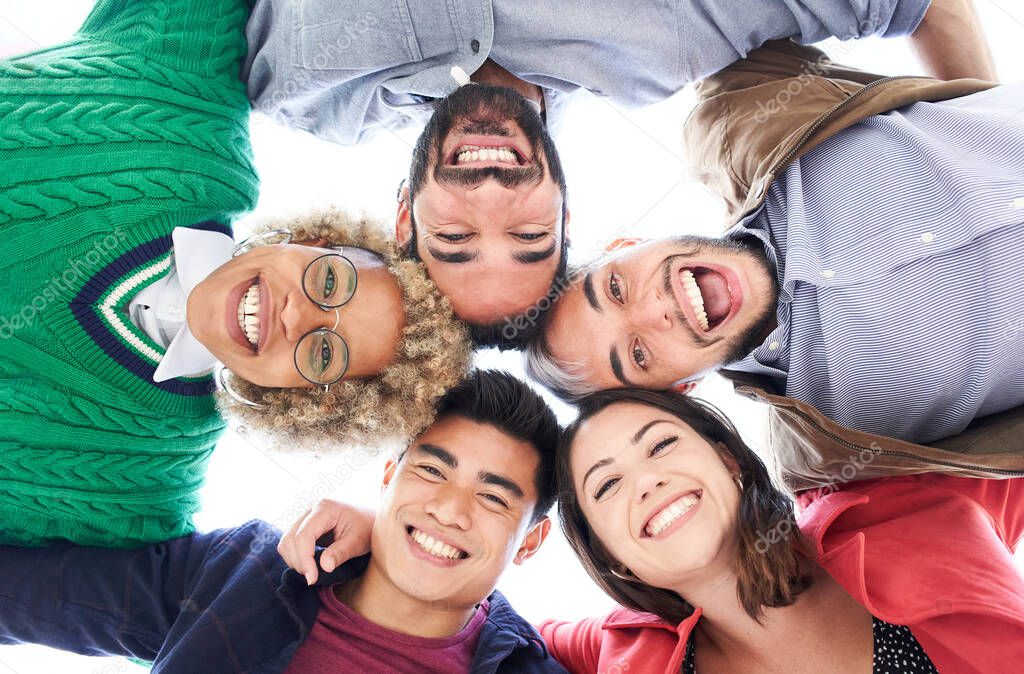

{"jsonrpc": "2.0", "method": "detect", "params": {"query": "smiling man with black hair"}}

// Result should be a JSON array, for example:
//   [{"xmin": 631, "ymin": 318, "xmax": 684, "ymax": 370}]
[{"xmin": 0, "ymin": 371, "xmax": 566, "ymax": 674}]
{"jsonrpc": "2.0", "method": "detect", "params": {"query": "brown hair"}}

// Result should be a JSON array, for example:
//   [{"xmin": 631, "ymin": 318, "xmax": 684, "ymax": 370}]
[
  {"xmin": 557, "ymin": 388, "xmax": 811, "ymax": 623},
  {"xmin": 220, "ymin": 208, "xmax": 472, "ymax": 450}
]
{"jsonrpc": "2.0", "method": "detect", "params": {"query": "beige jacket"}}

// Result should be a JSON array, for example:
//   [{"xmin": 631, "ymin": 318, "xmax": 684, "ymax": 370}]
[{"xmin": 683, "ymin": 40, "xmax": 1024, "ymax": 492}]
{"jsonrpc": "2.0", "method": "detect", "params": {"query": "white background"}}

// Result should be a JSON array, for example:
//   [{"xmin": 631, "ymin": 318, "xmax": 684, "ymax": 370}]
[{"xmin": 2, "ymin": 1, "xmax": 1023, "ymax": 671}]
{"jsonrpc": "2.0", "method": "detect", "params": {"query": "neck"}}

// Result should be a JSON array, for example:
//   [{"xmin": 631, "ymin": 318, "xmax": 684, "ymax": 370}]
[
  {"xmin": 471, "ymin": 59, "xmax": 545, "ymax": 112},
  {"xmin": 335, "ymin": 559, "xmax": 478, "ymax": 639},
  {"xmin": 677, "ymin": 562, "xmax": 830, "ymax": 666}
]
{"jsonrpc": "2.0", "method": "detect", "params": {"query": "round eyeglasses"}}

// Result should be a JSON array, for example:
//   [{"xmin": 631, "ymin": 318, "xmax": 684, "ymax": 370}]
[{"xmin": 294, "ymin": 253, "xmax": 359, "ymax": 388}]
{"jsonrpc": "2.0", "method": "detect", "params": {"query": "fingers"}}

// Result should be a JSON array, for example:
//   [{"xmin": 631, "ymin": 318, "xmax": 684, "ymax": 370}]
[
  {"xmin": 277, "ymin": 508, "xmax": 306, "ymax": 573},
  {"xmin": 319, "ymin": 516, "xmax": 373, "ymax": 573},
  {"xmin": 278, "ymin": 500, "xmax": 376, "ymax": 586},
  {"xmin": 293, "ymin": 506, "xmax": 339, "ymax": 585}
]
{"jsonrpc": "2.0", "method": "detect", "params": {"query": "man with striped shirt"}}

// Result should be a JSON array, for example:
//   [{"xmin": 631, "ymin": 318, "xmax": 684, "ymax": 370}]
[{"xmin": 527, "ymin": 40, "xmax": 1024, "ymax": 488}]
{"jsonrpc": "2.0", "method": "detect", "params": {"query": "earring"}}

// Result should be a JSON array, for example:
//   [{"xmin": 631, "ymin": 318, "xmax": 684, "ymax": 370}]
[
  {"xmin": 232, "ymin": 228, "xmax": 293, "ymax": 258},
  {"xmin": 217, "ymin": 368, "xmax": 266, "ymax": 409},
  {"xmin": 735, "ymin": 474, "xmax": 745, "ymax": 492},
  {"xmin": 609, "ymin": 565, "xmax": 637, "ymax": 582},
  {"xmin": 671, "ymin": 381, "xmax": 697, "ymax": 395}
]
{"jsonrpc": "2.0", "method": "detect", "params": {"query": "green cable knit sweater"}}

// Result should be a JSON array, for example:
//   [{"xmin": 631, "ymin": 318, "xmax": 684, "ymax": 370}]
[{"xmin": 0, "ymin": 0, "xmax": 259, "ymax": 546}]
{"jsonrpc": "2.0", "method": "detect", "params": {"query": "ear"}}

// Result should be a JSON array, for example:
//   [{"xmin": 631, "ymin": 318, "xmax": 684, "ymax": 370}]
[
  {"xmin": 514, "ymin": 516, "xmax": 551, "ymax": 565},
  {"xmin": 605, "ymin": 237, "xmax": 645, "ymax": 253},
  {"xmin": 382, "ymin": 457, "xmax": 399, "ymax": 493},
  {"xmin": 395, "ymin": 184, "xmax": 413, "ymax": 247},
  {"xmin": 715, "ymin": 443, "xmax": 740, "ymax": 474},
  {"xmin": 562, "ymin": 207, "xmax": 571, "ymax": 244}
]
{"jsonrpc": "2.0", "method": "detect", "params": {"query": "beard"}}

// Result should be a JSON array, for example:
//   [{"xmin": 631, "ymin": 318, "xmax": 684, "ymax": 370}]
[{"xmin": 407, "ymin": 83, "xmax": 565, "ymax": 196}]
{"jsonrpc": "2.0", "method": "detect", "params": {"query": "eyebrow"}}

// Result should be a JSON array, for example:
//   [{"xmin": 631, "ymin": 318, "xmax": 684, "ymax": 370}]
[
  {"xmin": 632, "ymin": 419, "xmax": 673, "ymax": 444},
  {"xmin": 425, "ymin": 246, "xmax": 479, "ymax": 264},
  {"xmin": 581, "ymin": 457, "xmax": 614, "ymax": 492},
  {"xmin": 416, "ymin": 444, "xmax": 524, "ymax": 498},
  {"xmin": 415, "ymin": 443, "xmax": 458, "ymax": 467},
  {"xmin": 609, "ymin": 347, "xmax": 635, "ymax": 387},
  {"xmin": 479, "ymin": 471, "xmax": 525, "ymax": 499},
  {"xmin": 513, "ymin": 241, "xmax": 557, "ymax": 265},
  {"xmin": 582, "ymin": 272, "xmax": 602, "ymax": 313}
]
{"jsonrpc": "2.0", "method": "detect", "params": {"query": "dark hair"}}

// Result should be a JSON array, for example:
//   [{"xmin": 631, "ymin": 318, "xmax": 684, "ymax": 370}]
[
  {"xmin": 556, "ymin": 389, "xmax": 811, "ymax": 623},
  {"xmin": 429, "ymin": 369, "xmax": 561, "ymax": 523}
]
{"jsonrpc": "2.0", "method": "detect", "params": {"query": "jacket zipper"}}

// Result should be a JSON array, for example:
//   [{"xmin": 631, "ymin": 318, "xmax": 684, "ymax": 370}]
[
  {"xmin": 767, "ymin": 75, "xmax": 921, "ymax": 178},
  {"xmin": 785, "ymin": 405, "xmax": 1024, "ymax": 477}
]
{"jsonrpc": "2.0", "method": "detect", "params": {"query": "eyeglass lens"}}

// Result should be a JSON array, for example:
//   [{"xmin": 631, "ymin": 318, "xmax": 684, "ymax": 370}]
[{"xmin": 303, "ymin": 254, "xmax": 357, "ymax": 309}]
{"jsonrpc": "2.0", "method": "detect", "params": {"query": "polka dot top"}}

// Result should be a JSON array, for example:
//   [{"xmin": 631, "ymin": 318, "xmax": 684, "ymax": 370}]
[{"xmin": 681, "ymin": 617, "xmax": 938, "ymax": 673}]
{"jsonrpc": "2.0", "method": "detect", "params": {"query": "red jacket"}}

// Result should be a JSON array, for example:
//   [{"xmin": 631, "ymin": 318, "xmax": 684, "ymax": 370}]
[{"xmin": 539, "ymin": 474, "xmax": 1024, "ymax": 674}]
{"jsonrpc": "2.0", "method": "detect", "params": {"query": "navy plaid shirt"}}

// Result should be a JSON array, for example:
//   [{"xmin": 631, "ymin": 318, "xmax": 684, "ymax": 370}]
[{"xmin": 0, "ymin": 521, "xmax": 566, "ymax": 674}]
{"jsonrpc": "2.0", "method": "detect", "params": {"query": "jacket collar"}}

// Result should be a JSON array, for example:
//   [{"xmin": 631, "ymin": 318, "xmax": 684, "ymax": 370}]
[
  {"xmin": 796, "ymin": 490, "xmax": 870, "ymax": 557},
  {"xmin": 603, "ymin": 606, "xmax": 703, "ymax": 639},
  {"xmin": 483, "ymin": 589, "xmax": 551, "ymax": 654}
]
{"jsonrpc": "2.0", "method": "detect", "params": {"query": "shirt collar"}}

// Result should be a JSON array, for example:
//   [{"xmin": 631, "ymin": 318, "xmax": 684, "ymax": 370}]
[{"xmin": 152, "ymin": 227, "xmax": 234, "ymax": 382}]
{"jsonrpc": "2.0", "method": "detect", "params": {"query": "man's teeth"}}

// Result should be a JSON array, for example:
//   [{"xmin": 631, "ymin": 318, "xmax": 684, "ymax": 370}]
[
  {"xmin": 646, "ymin": 493, "xmax": 700, "ymax": 536},
  {"xmin": 236, "ymin": 281, "xmax": 260, "ymax": 346},
  {"xmin": 681, "ymin": 270, "xmax": 709, "ymax": 331},
  {"xmin": 455, "ymin": 145, "xmax": 518, "ymax": 165},
  {"xmin": 411, "ymin": 528, "xmax": 466, "ymax": 560}
]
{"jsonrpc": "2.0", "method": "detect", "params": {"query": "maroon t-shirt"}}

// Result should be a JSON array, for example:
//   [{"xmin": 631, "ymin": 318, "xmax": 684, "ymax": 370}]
[{"xmin": 284, "ymin": 586, "xmax": 490, "ymax": 674}]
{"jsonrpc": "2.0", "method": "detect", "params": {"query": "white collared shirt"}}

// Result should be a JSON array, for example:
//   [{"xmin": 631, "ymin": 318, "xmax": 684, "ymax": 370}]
[{"xmin": 128, "ymin": 227, "xmax": 235, "ymax": 382}]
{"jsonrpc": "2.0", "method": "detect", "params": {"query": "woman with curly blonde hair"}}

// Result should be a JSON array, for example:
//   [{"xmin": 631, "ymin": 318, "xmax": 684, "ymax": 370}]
[{"xmin": 221, "ymin": 208, "xmax": 472, "ymax": 448}]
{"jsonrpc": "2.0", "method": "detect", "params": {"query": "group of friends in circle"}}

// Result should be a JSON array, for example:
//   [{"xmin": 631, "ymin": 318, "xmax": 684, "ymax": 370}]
[{"xmin": 1, "ymin": 0, "xmax": 1022, "ymax": 672}]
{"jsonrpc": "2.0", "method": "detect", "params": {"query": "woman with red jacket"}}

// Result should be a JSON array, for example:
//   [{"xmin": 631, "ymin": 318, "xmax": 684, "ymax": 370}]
[{"xmin": 542, "ymin": 388, "xmax": 1024, "ymax": 674}]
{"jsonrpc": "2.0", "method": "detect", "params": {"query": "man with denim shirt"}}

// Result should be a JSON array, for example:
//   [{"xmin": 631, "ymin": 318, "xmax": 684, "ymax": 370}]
[
  {"xmin": 243, "ymin": 0, "xmax": 995, "ymax": 343},
  {"xmin": 0, "ymin": 371, "xmax": 567, "ymax": 674}
]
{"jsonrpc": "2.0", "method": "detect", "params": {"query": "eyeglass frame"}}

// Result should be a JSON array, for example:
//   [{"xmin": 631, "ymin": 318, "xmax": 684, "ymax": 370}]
[{"xmin": 231, "ymin": 229, "xmax": 359, "ymax": 392}]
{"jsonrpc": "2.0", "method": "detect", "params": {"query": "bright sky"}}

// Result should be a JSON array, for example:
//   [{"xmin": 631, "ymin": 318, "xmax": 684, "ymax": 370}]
[{"xmin": 2, "ymin": 1, "xmax": 1024, "ymax": 671}]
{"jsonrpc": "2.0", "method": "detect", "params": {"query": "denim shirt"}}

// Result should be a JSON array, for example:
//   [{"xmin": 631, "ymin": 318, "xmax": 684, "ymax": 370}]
[
  {"xmin": 0, "ymin": 521, "xmax": 567, "ymax": 674},
  {"xmin": 243, "ymin": 0, "xmax": 930, "ymax": 144}
]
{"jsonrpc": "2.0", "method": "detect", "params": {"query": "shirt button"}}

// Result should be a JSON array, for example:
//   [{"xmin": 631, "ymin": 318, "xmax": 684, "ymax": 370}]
[
  {"xmin": 768, "ymin": 341, "xmax": 780, "ymax": 351},
  {"xmin": 470, "ymin": 39, "xmax": 480, "ymax": 53},
  {"xmin": 820, "ymin": 269, "xmax": 835, "ymax": 279},
  {"xmin": 920, "ymin": 231, "xmax": 935, "ymax": 243}
]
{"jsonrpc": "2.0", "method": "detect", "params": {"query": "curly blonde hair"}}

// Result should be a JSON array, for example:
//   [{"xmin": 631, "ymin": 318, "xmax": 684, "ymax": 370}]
[{"xmin": 220, "ymin": 208, "xmax": 472, "ymax": 450}]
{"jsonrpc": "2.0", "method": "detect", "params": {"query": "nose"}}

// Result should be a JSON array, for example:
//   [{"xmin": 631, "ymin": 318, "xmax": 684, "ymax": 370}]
[
  {"xmin": 423, "ymin": 483, "xmax": 472, "ymax": 531},
  {"xmin": 629, "ymin": 290, "xmax": 673, "ymax": 332},
  {"xmin": 634, "ymin": 469, "xmax": 668, "ymax": 505},
  {"xmin": 464, "ymin": 176, "xmax": 518, "ymax": 209},
  {"xmin": 280, "ymin": 292, "xmax": 338, "ymax": 343}
]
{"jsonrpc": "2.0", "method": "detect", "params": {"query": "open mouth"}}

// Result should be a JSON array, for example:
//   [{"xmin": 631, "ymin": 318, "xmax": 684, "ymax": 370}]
[
  {"xmin": 236, "ymin": 279, "xmax": 260, "ymax": 351},
  {"xmin": 676, "ymin": 266, "xmax": 739, "ymax": 333},
  {"xmin": 446, "ymin": 135, "xmax": 530, "ymax": 168},
  {"xmin": 407, "ymin": 526, "xmax": 469, "ymax": 561},
  {"xmin": 642, "ymin": 490, "xmax": 702, "ymax": 538}
]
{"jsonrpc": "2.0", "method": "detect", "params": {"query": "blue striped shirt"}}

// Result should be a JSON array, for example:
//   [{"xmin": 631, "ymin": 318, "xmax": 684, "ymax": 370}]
[
  {"xmin": 728, "ymin": 82, "xmax": 1024, "ymax": 444},
  {"xmin": 244, "ymin": 0, "xmax": 928, "ymax": 144}
]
